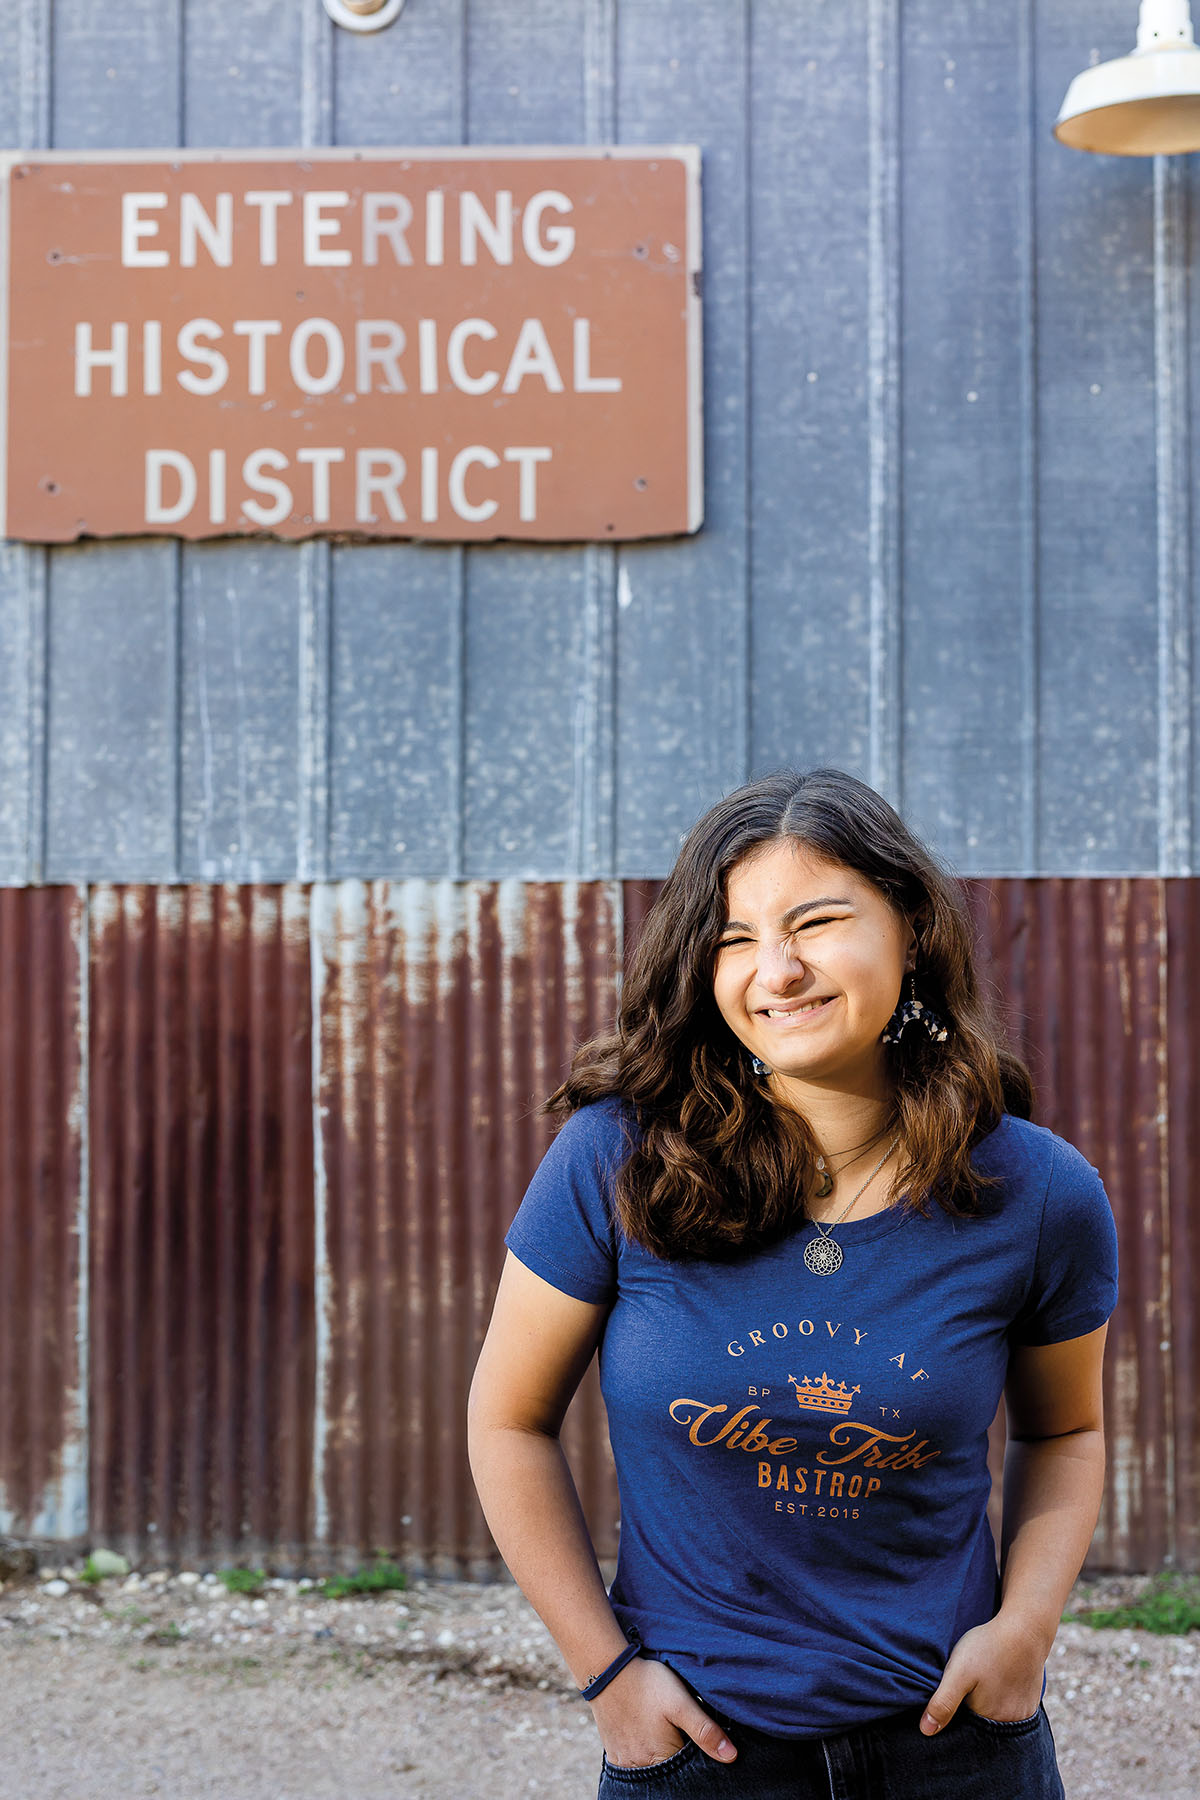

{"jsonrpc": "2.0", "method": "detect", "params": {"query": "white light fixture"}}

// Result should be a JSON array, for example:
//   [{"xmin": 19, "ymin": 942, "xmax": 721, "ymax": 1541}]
[
  {"xmin": 1055, "ymin": 0, "xmax": 1200, "ymax": 154},
  {"xmin": 322, "ymin": 0, "xmax": 406, "ymax": 33}
]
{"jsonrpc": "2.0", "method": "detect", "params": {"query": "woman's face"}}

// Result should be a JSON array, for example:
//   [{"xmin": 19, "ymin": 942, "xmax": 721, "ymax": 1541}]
[{"xmin": 713, "ymin": 839, "xmax": 916, "ymax": 1097}]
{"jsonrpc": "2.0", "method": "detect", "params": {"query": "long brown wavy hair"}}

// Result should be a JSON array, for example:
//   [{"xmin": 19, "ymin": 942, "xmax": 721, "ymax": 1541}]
[{"xmin": 550, "ymin": 768, "xmax": 1032, "ymax": 1260}]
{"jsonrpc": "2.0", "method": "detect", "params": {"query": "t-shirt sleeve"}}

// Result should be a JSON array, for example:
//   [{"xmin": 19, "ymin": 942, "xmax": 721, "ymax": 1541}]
[
  {"xmin": 1009, "ymin": 1137, "xmax": 1119, "ymax": 1346},
  {"xmin": 504, "ymin": 1103, "xmax": 628, "ymax": 1304}
]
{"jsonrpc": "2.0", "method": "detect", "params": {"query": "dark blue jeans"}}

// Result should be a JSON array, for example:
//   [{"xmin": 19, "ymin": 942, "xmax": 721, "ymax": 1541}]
[{"xmin": 597, "ymin": 1702, "xmax": 1064, "ymax": 1799}]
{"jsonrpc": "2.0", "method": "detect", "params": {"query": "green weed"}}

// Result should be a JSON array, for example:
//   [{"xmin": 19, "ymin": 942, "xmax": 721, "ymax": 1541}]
[
  {"xmin": 1070, "ymin": 1573, "xmax": 1200, "ymax": 1635},
  {"xmin": 147, "ymin": 1620, "xmax": 187, "ymax": 1645},
  {"xmin": 216, "ymin": 1567, "xmax": 267, "ymax": 1597},
  {"xmin": 318, "ymin": 1559, "xmax": 407, "ymax": 1600}
]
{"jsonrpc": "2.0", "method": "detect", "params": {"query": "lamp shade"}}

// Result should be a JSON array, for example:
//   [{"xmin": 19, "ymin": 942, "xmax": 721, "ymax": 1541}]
[{"xmin": 1055, "ymin": 0, "xmax": 1200, "ymax": 154}]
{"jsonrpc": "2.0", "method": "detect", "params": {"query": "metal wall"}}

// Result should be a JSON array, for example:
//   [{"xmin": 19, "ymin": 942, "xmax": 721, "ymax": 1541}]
[
  {"xmin": 1, "ymin": 0, "xmax": 1197, "ymax": 886},
  {"xmin": 311, "ymin": 880, "xmax": 620, "ymax": 1573},
  {"xmin": 87, "ymin": 885, "xmax": 316, "ymax": 1563},
  {"xmin": 1, "ymin": 876, "xmax": 1197, "ymax": 1576},
  {"xmin": 0, "ymin": 886, "xmax": 85, "ymax": 1539},
  {"xmin": 0, "ymin": 0, "xmax": 1195, "ymax": 1582},
  {"xmin": 968, "ymin": 880, "xmax": 1197, "ymax": 1574}
]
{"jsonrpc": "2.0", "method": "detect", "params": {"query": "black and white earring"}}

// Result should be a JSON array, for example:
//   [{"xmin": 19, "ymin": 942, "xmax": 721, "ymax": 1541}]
[
  {"xmin": 881, "ymin": 972, "xmax": 949, "ymax": 1046},
  {"xmin": 750, "ymin": 1054, "xmax": 771, "ymax": 1076}
]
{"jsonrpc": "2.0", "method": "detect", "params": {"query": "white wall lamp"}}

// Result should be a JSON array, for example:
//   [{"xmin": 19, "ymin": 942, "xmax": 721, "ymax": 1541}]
[
  {"xmin": 322, "ymin": 0, "xmax": 406, "ymax": 32},
  {"xmin": 1056, "ymin": 0, "xmax": 1200, "ymax": 153}
]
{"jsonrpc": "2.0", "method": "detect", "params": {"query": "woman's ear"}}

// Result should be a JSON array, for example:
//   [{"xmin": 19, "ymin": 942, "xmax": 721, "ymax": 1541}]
[{"xmin": 905, "ymin": 902, "xmax": 931, "ymax": 972}]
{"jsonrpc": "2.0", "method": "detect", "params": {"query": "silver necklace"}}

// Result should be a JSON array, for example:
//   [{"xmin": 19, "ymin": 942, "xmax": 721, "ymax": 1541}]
[
  {"xmin": 812, "ymin": 1126, "xmax": 890, "ymax": 1198},
  {"xmin": 803, "ymin": 1138, "xmax": 900, "ymax": 1277}
]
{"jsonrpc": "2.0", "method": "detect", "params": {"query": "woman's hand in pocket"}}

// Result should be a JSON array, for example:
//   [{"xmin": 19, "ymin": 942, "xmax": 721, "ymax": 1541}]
[
  {"xmin": 919, "ymin": 1615, "xmax": 1047, "ymax": 1735},
  {"xmin": 591, "ymin": 1657, "xmax": 738, "ymax": 1769}
]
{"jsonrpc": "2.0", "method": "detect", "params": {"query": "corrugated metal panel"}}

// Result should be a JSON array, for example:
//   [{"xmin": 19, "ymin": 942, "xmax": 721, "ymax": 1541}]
[
  {"xmin": 0, "ymin": 885, "xmax": 86, "ymax": 1538},
  {"xmin": 87, "ymin": 885, "xmax": 315, "ymax": 1565},
  {"xmin": 1, "ymin": 0, "xmax": 1197, "ymax": 886},
  {"xmin": 311, "ymin": 880, "xmax": 622, "ymax": 1575},
  {"xmin": 636, "ymin": 876, "xmax": 1189, "ymax": 1573},
  {"xmin": 2, "ymin": 874, "xmax": 1199, "ymax": 1574},
  {"xmin": 967, "ymin": 880, "xmax": 1172, "ymax": 1572},
  {"xmin": 1165, "ymin": 880, "xmax": 1200, "ymax": 1573}
]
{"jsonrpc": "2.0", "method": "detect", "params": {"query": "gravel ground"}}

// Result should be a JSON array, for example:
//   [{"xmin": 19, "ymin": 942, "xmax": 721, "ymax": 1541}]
[{"xmin": 0, "ymin": 1566, "xmax": 1196, "ymax": 1799}]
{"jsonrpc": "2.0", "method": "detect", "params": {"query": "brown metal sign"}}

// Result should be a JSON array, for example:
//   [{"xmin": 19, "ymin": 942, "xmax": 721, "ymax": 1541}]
[{"xmin": 0, "ymin": 148, "xmax": 701, "ymax": 543}]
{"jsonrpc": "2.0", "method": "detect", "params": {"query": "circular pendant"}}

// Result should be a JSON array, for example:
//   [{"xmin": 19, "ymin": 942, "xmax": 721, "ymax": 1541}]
[{"xmin": 804, "ymin": 1235, "xmax": 844, "ymax": 1276}]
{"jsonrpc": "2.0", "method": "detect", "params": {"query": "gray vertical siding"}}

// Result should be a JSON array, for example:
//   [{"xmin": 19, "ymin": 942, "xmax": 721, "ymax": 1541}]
[
  {"xmin": 0, "ymin": 0, "xmax": 1194, "ymax": 884},
  {"xmin": 1035, "ymin": 19, "xmax": 1160, "ymax": 873},
  {"xmin": 327, "ymin": 3, "xmax": 468, "ymax": 881},
  {"xmin": 900, "ymin": 2, "xmax": 1036, "ymax": 865},
  {"xmin": 616, "ymin": 1, "xmax": 751, "ymax": 870}
]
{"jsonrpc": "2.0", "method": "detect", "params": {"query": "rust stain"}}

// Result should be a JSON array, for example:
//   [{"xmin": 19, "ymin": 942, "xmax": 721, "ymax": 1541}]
[
  {"xmin": 1165, "ymin": 881, "xmax": 1199, "ymax": 1572},
  {"xmin": 0, "ymin": 887, "xmax": 85, "ymax": 1537},
  {"xmin": 313, "ymin": 881, "xmax": 621, "ymax": 1575},
  {"xmin": 88, "ymin": 885, "xmax": 315, "ymax": 1566},
  {"xmin": 966, "ymin": 878, "xmax": 1172, "ymax": 1572}
]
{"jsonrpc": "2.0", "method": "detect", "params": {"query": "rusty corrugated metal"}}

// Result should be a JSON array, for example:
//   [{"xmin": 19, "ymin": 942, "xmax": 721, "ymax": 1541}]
[
  {"xmin": 3, "ymin": 876, "xmax": 1198, "ymax": 1575},
  {"xmin": 968, "ymin": 880, "xmax": 1172, "ymax": 1573},
  {"xmin": 1165, "ymin": 880, "xmax": 1200, "ymax": 1575},
  {"xmin": 311, "ymin": 881, "xmax": 622, "ymax": 1576},
  {"xmin": 631, "ymin": 878, "xmax": 1181, "ymax": 1574},
  {"xmin": 0, "ymin": 887, "xmax": 85, "ymax": 1539},
  {"xmin": 87, "ymin": 885, "xmax": 315, "ymax": 1567}
]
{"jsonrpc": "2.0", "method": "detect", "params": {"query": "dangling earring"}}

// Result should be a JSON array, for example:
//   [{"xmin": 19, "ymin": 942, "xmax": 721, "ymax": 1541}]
[
  {"xmin": 881, "ymin": 972, "xmax": 949, "ymax": 1045},
  {"xmin": 750, "ymin": 1054, "xmax": 771, "ymax": 1076}
]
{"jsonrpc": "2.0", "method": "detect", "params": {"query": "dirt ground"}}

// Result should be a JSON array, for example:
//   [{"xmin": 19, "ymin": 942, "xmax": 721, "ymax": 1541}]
[{"xmin": 0, "ymin": 1567, "xmax": 1197, "ymax": 1800}]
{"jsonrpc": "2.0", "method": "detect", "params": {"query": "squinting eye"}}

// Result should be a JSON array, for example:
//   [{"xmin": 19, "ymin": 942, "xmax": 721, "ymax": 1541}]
[{"xmin": 718, "ymin": 935, "xmax": 753, "ymax": 949}]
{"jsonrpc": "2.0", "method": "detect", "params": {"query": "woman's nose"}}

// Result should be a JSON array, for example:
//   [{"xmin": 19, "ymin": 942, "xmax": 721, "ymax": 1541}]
[{"xmin": 756, "ymin": 938, "xmax": 805, "ymax": 992}]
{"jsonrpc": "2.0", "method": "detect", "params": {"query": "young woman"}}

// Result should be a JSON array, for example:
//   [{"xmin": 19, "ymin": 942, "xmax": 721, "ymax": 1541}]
[{"xmin": 468, "ymin": 769, "xmax": 1118, "ymax": 1799}]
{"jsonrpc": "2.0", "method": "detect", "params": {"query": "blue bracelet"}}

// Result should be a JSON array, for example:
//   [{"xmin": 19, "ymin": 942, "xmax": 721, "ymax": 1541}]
[{"xmin": 579, "ymin": 1629, "xmax": 643, "ymax": 1701}]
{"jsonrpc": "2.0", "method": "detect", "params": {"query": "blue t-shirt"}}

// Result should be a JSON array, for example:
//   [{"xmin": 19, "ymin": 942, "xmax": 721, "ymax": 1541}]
[{"xmin": 504, "ymin": 1100, "xmax": 1119, "ymax": 1738}]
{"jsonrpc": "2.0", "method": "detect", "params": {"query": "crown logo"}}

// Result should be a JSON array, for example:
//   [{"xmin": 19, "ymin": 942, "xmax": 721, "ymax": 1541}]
[{"xmin": 788, "ymin": 1371, "xmax": 860, "ymax": 1416}]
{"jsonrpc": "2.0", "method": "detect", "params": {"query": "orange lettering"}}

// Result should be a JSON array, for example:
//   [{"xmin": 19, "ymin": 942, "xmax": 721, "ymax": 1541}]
[
  {"xmin": 737, "ymin": 1418, "xmax": 774, "ymax": 1454},
  {"xmin": 669, "ymin": 1398, "xmax": 733, "ymax": 1445},
  {"xmin": 818, "ymin": 1422, "xmax": 925, "ymax": 1467}
]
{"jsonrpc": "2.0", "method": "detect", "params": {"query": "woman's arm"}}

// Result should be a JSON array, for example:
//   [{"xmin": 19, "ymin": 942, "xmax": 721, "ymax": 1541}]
[
  {"xmin": 467, "ymin": 1252, "xmax": 737, "ymax": 1767},
  {"xmin": 919, "ymin": 1321, "xmax": 1109, "ymax": 1734}
]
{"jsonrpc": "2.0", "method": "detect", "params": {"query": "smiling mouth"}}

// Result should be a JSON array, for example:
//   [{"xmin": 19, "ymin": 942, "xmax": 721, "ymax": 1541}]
[{"xmin": 759, "ymin": 997, "xmax": 836, "ymax": 1020}]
